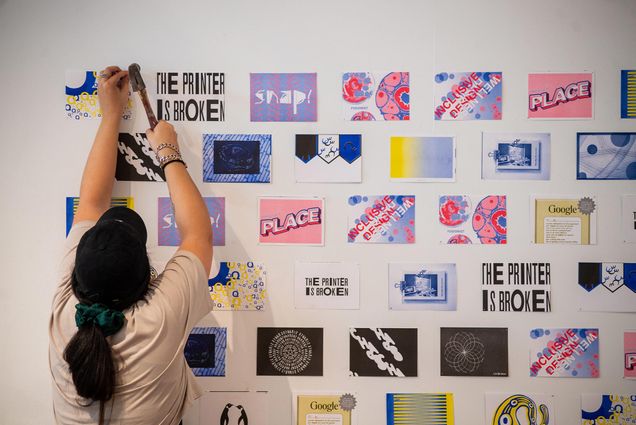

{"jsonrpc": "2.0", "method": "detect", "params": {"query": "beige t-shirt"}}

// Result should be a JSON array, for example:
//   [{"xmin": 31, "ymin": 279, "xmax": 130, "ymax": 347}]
[{"xmin": 49, "ymin": 221, "xmax": 213, "ymax": 424}]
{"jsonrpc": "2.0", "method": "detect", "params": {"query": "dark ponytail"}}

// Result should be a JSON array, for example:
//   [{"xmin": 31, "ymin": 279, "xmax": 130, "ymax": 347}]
[{"xmin": 63, "ymin": 323, "xmax": 117, "ymax": 403}]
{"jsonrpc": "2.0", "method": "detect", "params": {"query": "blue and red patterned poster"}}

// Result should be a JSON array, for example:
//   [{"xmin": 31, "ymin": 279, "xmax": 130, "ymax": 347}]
[
  {"xmin": 438, "ymin": 195, "xmax": 507, "ymax": 244},
  {"xmin": 250, "ymin": 73, "xmax": 316, "ymax": 122},
  {"xmin": 530, "ymin": 328, "xmax": 599, "ymax": 378},
  {"xmin": 342, "ymin": 72, "xmax": 410, "ymax": 121},
  {"xmin": 347, "ymin": 195, "xmax": 415, "ymax": 244},
  {"xmin": 434, "ymin": 72, "xmax": 502, "ymax": 120}
]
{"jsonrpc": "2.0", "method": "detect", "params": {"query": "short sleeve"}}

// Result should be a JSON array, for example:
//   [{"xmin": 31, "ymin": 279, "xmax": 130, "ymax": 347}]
[
  {"xmin": 53, "ymin": 221, "xmax": 96, "ymax": 306},
  {"xmin": 151, "ymin": 250, "xmax": 213, "ymax": 332}
]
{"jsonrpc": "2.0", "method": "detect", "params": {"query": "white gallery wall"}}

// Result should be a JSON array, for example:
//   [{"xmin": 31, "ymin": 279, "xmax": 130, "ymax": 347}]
[{"xmin": 1, "ymin": 0, "xmax": 635, "ymax": 424}]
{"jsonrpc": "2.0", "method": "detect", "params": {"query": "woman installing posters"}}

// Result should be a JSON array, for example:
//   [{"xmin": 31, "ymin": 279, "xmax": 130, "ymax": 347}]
[{"xmin": 49, "ymin": 65, "xmax": 213, "ymax": 425}]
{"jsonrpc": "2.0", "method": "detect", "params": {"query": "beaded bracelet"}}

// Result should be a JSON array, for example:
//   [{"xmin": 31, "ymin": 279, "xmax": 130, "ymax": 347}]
[
  {"xmin": 161, "ymin": 159, "xmax": 187, "ymax": 169},
  {"xmin": 158, "ymin": 153, "xmax": 187, "ymax": 169},
  {"xmin": 155, "ymin": 143, "xmax": 180, "ymax": 155}
]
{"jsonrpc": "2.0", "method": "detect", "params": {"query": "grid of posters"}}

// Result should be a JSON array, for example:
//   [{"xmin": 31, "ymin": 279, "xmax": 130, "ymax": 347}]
[
  {"xmin": 438, "ymin": 195, "xmax": 507, "ymax": 244},
  {"xmin": 529, "ymin": 328, "xmax": 599, "ymax": 378},
  {"xmin": 388, "ymin": 263, "xmax": 457, "ymax": 311}
]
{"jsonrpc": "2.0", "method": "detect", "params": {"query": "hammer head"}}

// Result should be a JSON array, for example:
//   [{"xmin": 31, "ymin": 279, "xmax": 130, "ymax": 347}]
[{"xmin": 128, "ymin": 63, "xmax": 144, "ymax": 92}]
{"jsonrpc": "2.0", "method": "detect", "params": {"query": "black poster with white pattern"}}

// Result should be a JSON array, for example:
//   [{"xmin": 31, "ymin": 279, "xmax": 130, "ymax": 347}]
[
  {"xmin": 116, "ymin": 132, "xmax": 165, "ymax": 182},
  {"xmin": 256, "ymin": 327, "xmax": 323, "ymax": 376},
  {"xmin": 440, "ymin": 327, "xmax": 508, "ymax": 377},
  {"xmin": 349, "ymin": 327, "xmax": 417, "ymax": 377}
]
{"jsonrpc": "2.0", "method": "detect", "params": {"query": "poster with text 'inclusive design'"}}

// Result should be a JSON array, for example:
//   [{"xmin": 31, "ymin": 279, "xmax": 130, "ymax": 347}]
[{"xmin": 434, "ymin": 72, "xmax": 502, "ymax": 120}]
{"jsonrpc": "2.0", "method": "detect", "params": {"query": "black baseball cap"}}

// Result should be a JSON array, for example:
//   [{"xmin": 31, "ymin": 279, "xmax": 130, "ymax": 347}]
[{"xmin": 73, "ymin": 207, "xmax": 150, "ymax": 309}]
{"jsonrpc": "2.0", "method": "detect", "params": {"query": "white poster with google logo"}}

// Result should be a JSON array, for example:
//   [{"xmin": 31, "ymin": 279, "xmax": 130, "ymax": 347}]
[
  {"xmin": 531, "ymin": 196, "xmax": 597, "ymax": 244},
  {"xmin": 293, "ymin": 392, "xmax": 357, "ymax": 425}
]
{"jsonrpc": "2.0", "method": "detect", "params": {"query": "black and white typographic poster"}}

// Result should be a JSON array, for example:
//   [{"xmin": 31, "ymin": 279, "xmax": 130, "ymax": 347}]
[
  {"xmin": 257, "ymin": 327, "xmax": 323, "ymax": 376},
  {"xmin": 115, "ymin": 133, "xmax": 165, "ymax": 182},
  {"xmin": 155, "ymin": 71, "xmax": 225, "ymax": 121},
  {"xmin": 349, "ymin": 327, "xmax": 418, "ymax": 377},
  {"xmin": 440, "ymin": 327, "xmax": 508, "ymax": 377},
  {"xmin": 199, "ymin": 391, "xmax": 268, "ymax": 425},
  {"xmin": 481, "ymin": 262, "xmax": 552, "ymax": 312},
  {"xmin": 294, "ymin": 262, "xmax": 360, "ymax": 309}
]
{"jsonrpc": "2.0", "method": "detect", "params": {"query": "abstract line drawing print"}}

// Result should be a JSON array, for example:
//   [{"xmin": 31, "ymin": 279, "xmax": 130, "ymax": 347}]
[
  {"xmin": 438, "ymin": 195, "xmax": 507, "ymax": 244},
  {"xmin": 621, "ymin": 70, "xmax": 636, "ymax": 119},
  {"xmin": 342, "ymin": 72, "xmax": 410, "ymax": 121},
  {"xmin": 295, "ymin": 134, "xmax": 362, "ymax": 183},
  {"xmin": 184, "ymin": 327, "xmax": 226, "ymax": 377},
  {"xmin": 203, "ymin": 134, "xmax": 271, "ymax": 183},
  {"xmin": 444, "ymin": 332, "xmax": 485, "ymax": 374},
  {"xmin": 257, "ymin": 328, "xmax": 323, "ymax": 376},
  {"xmin": 440, "ymin": 327, "xmax": 508, "ymax": 377},
  {"xmin": 116, "ymin": 133, "xmax": 164, "ymax": 182},
  {"xmin": 433, "ymin": 72, "xmax": 502, "ymax": 120},
  {"xmin": 349, "ymin": 328, "xmax": 418, "ymax": 377},
  {"xmin": 486, "ymin": 394, "xmax": 552, "ymax": 425},
  {"xmin": 582, "ymin": 394, "xmax": 636, "ymax": 424},
  {"xmin": 208, "ymin": 262, "xmax": 267, "ymax": 311},
  {"xmin": 66, "ymin": 196, "xmax": 133, "ymax": 235},
  {"xmin": 65, "ymin": 70, "xmax": 132, "ymax": 120},
  {"xmin": 577, "ymin": 133, "xmax": 636, "ymax": 180},
  {"xmin": 386, "ymin": 393, "xmax": 454, "ymax": 425},
  {"xmin": 250, "ymin": 73, "xmax": 317, "ymax": 122}
]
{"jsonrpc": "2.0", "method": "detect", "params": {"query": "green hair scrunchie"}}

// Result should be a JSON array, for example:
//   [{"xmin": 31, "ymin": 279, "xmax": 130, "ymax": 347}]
[{"xmin": 74, "ymin": 303, "xmax": 125, "ymax": 337}]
